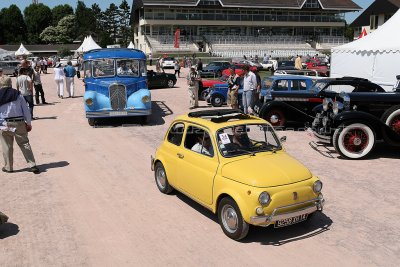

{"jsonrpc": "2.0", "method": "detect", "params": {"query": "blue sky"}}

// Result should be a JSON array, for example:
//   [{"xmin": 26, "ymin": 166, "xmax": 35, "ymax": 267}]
[{"xmin": 0, "ymin": 0, "xmax": 373, "ymax": 23}]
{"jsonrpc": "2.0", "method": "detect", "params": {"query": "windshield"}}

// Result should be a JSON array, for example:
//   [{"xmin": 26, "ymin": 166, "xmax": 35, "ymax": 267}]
[
  {"xmin": 92, "ymin": 59, "xmax": 115, "ymax": 78},
  {"xmin": 116, "ymin": 59, "xmax": 140, "ymax": 77},
  {"xmin": 216, "ymin": 124, "xmax": 281, "ymax": 157},
  {"xmin": 310, "ymin": 81, "xmax": 327, "ymax": 92}
]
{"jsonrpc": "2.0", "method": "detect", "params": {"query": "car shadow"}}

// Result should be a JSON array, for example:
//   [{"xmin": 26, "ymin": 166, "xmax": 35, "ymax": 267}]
[
  {"xmin": 34, "ymin": 116, "xmax": 58, "ymax": 120},
  {"xmin": 0, "ymin": 223, "xmax": 20, "ymax": 239},
  {"xmin": 243, "ymin": 212, "xmax": 333, "ymax": 245},
  {"xmin": 309, "ymin": 141, "xmax": 336, "ymax": 159},
  {"xmin": 92, "ymin": 101, "xmax": 173, "ymax": 128},
  {"xmin": 12, "ymin": 161, "xmax": 70, "ymax": 173},
  {"xmin": 174, "ymin": 191, "xmax": 218, "ymax": 223}
]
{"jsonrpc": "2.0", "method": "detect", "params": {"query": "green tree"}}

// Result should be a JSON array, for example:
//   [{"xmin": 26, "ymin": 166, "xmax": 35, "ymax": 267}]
[
  {"xmin": 118, "ymin": 0, "xmax": 132, "ymax": 47},
  {"xmin": 58, "ymin": 46, "xmax": 72, "ymax": 57},
  {"xmin": 52, "ymin": 4, "xmax": 73, "ymax": 26},
  {"xmin": 24, "ymin": 3, "xmax": 52, "ymax": 44},
  {"xmin": 40, "ymin": 15, "xmax": 77, "ymax": 44},
  {"xmin": 0, "ymin": 5, "xmax": 27, "ymax": 44},
  {"xmin": 103, "ymin": 3, "xmax": 119, "ymax": 45},
  {"xmin": 75, "ymin": 1, "xmax": 96, "ymax": 39}
]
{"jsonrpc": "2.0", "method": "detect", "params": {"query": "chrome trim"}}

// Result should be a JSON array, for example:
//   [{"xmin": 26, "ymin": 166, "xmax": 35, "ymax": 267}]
[
  {"xmin": 109, "ymin": 83, "xmax": 127, "ymax": 111},
  {"xmin": 250, "ymin": 196, "xmax": 325, "ymax": 226},
  {"xmin": 310, "ymin": 128, "xmax": 332, "ymax": 144},
  {"xmin": 86, "ymin": 109, "xmax": 151, "ymax": 118}
]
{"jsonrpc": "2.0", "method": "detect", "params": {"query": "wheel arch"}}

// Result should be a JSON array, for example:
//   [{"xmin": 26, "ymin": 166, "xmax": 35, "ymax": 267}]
[{"xmin": 214, "ymin": 190, "xmax": 250, "ymax": 222}]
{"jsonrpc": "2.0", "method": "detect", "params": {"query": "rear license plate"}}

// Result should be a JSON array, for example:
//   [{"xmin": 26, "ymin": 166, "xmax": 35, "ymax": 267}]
[
  {"xmin": 274, "ymin": 214, "xmax": 308, "ymax": 228},
  {"xmin": 110, "ymin": 111, "xmax": 128, "ymax": 116}
]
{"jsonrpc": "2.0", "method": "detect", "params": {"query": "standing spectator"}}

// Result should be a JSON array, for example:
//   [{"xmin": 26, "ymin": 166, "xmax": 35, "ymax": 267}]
[
  {"xmin": 54, "ymin": 63, "xmax": 65, "ymax": 99},
  {"xmin": 187, "ymin": 58, "xmax": 192, "ymax": 69},
  {"xmin": 174, "ymin": 60, "xmax": 181, "ymax": 78},
  {"xmin": 253, "ymin": 69, "xmax": 262, "ymax": 103},
  {"xmin": 20, "ymin": 59, "xmax": 34, "ymax": 79},
  {"xmin": 227, "ymin": 68, "xmax": 240, "ymax": 109},
  {"xmin": 0, "ymin": 76, "xmax": 40, "ymax": 174},
  {"xmin": 295, "ymin": 55, "xmax": 302, "ymax": 70},
  {"xmin": 149, "ymin": 52, "xmax": 153, "ymax": 66},
  {"xmin": 250, "ymin": 55, "xmax": 253, "ymax": 61},
  {"xmin": 33, "ymin": 66, "xmax": 47, "ymax": 105},
  {"xmin": 197, "ymin": 58, "xmax": 203, "ymax": 72},
  {"xmin": 16, "ymin": 68, "xmax": 34, "ymax": 119},
  {"xmin": 242, "ymin": 65, "xmax": 257, "ymax": 114},
  {"xmin": 156, "ymin": 57, "xmax": 161, "ymax": 73},
  {"xmin": 187, "ymin": 67, "xmax": 201, "ymax": 109},
  {"xmin": 40, "ymin": 58, "xmax": 47, "ymax": 74},
  {"xmin": 243, "ymin": 55, "xmax": 247, "ymax": 60},
  {"xmin": 64, "ymin": 61, "xmax": 76, "ymax": 98},
  {"xmin": 263, "ymin": 54, "xmax": 269, "ymax": 63}
]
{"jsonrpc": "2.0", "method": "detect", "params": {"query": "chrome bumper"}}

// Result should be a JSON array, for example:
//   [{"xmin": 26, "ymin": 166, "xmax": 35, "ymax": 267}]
[
  {"xmin": 308, "ymin": 127, "xmax": 332, "ymax": 144},
  {"xmin": 86, "ymin": 109, "xmax": 151, "ymax": 118},
  {"xmin": 250, "ymin": 196, "xmax": 325, "ymax": 226}
]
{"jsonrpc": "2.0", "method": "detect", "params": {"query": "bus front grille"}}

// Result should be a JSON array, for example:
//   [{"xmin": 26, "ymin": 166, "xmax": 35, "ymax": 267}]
[{"xmin": 109, "ymin": 84, "xmax": 127, "ymax": 110}]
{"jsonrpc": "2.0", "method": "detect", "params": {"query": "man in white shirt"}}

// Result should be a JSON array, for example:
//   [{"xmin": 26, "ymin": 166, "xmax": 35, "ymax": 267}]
[
  {"xmin": 242, "ymin": 65, "xmax": 257, "ymax": 114},
  {"xmin": 191, "ymin": 134, "xmax": 213, "ymax": 156},
  {"xmin": 16, "ymin": 68, "xmax": 34, "ymax": 118}
]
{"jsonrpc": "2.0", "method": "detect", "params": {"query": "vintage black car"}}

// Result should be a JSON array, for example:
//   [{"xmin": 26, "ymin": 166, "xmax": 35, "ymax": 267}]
[
  {"xmin": 311, "ymin": 77, "xmax": 400, "ymax": 159},
  {"xmin": 254, "ymin": 77, "xmax": 386, "ymax": 128},
  {"xmin": 147, "ymin": 70, "xmax": 177, "ymax": 89}
]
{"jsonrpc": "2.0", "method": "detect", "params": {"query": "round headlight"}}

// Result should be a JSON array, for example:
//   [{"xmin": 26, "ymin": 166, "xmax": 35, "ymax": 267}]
[
  {"xmin": 85, "ymin": 98, "xmax": 93, "ymax": 106},
  {"xmin": 333, "ymin": 101, "xmax": 339, "ymax": 115},
  {"xmin": 258, "ymin": 191, "xmax": 271, "ymax": 206},
  {"xmin": 313, "ymin": 180, "xmax": 323, "ymax": 193},
  {"xmin": 142, "ymin": 95, "xmax": 151, "ymax": 103}
]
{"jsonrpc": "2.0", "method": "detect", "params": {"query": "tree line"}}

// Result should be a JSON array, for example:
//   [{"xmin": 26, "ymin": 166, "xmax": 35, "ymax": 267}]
[{"xmin": 0, "ymin": 0, "xmax": 132, "ymax": 47}]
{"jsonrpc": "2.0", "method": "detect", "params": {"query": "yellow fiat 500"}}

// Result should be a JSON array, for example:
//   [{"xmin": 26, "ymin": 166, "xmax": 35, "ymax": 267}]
[{"xmin": 151, "ymin": 109, "xmax": 324, "ymax": 240}]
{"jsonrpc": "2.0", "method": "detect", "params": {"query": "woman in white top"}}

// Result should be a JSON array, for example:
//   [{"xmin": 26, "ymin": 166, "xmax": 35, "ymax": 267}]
[{"xmin": 53, "ymin": 63, "xmax": 65, "ymax": 98}]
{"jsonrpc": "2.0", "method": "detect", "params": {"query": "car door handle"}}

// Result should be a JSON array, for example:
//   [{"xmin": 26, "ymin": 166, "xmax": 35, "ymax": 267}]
[{"xmin": 177, "ymin": 153, "xmax": 184, "ymax": 159}]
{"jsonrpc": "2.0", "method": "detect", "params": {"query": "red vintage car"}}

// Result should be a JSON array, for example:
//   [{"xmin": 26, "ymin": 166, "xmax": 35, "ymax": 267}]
[
  {"xmin": 305, "ymin": 58, "xmax": 329, "ymax": 76},
  {"xmin": 199, "ymin": 75, "xmax": 228, "ymax": 100},
  {"xmin": 222, "ymin": 64, "xmax": 258, "ymax": 77}
]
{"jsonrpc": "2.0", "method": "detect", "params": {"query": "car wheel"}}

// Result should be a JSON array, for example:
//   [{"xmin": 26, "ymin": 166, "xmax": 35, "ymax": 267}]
[
  {"xmin": 333, "ymin": 123, "xmax": 375, "ymax": 159},
  {"xmin": 381, "ymin": 105, "xmax": 400, "ymax": 135},
  {"xmin": 200, "ymin": 89, "xmax": 209, "ymax": 101},
  {"xmin": 154, "ymin": 162, "xmax": 174, "ymax": 194},
  {"xmin": 167, "ymin": 79, "xmax": 175, "ymax": 88},
  {"xmin": 218, "ymin": 197, "xmax": 249, "ymax": 240},
  {"xmin": 264, "ymin": 109, "xmax": 286, "ymax": 127},
  {"xmin": 211, "ymin": 95, "xmax": 224, "ymax": 107},
  {"xmin": 88, "ymin": 118, "xmax": 95, "ymax": 126}
]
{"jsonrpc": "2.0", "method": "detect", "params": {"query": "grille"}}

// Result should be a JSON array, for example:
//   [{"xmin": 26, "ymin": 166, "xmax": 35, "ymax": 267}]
[{"xmin": 109, "ymin": 84, "xmax": 127, "ymax": 110}]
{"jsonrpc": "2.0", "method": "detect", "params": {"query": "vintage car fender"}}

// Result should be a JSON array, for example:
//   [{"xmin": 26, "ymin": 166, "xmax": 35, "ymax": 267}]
[
  {"xmin": 84, "ymin": 90, "xmax": 111, "ymax": 111},
  {"xmin": 259, "ymin": 100, "xmax": 307, "ymax": 120},
  {"xmin": 332, "ymin": 111, "xmax": 385, "ymax": 139},
  {"xmin": 127, "ymin": 88, "xmax": 152, "ymax": 110}
]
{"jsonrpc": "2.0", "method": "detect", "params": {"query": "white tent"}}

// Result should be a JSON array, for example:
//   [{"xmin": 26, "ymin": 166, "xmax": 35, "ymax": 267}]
[
  {"xmin": 15, "ymin": 43, "xmax": 31, "ymax": 56},
  {"xmin": 75, "ymin": 35, "xmax": 101, "ymax": 54},
  {"xmin": 331, "ymin": 9, "xmax": 400, "ymax": 91},
  {"xmin": 127, "ymin": 41, "xmax": 135, "ymax": 49}
]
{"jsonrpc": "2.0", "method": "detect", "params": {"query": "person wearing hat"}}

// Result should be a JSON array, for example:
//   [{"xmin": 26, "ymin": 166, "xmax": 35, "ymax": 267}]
[
  {"xmin": 0, "ymin": 76, "xmax": 40, "ymax": 174},
  {"xmin": 54, "ymin": 63, "xmax": 65, "ymax": 98},
  {"xmin": 187, "ymin": 66, "xmax": 201, "ymax": 109}
]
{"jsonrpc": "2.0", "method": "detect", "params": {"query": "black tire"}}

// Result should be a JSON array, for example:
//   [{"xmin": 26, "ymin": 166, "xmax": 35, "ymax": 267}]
[
  {"xmin": 381, "ymin": 105, "xmax": 400, "ymax": 135},
  {"xmin": 154, "ymin": 162, "xmax": 174, "ymax": 194},
  {"xmin": 333, "ymin": 122, "xmax": 375, "ymax": 159},
  {"xmin": 211, "ymin": 95, "xmax": 224, "ymax": 107},
  {"xmin": 264, "ymin": 109, "xmax": 286, "ymax": 127},
  {"xmin": 217, "ymin": 197, "xmax": 249, "ymax": 240},
  {"xmin": 88, "ymin": 118, "xmax": 95, "ymax": 126},
  {"xmin": 167, "ymin": 79, "xmax": 175, "ymax": 88}
]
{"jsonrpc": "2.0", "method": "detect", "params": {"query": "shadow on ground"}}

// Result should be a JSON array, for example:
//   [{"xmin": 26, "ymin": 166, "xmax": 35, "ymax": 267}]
[
  {"xmin": 175, "ymin": 190, "xmax": 332, "ymax": 244},
  {"xmin": 12, "ymin": 161, "xmax": 70, "ymax": 173},
  {"xmin": 0, "ymin": 223, "xmax": 20, "ymax": 239},
  {"xmin": 92, "ymin": 101, "xmax": 173, "ymax": 128}
]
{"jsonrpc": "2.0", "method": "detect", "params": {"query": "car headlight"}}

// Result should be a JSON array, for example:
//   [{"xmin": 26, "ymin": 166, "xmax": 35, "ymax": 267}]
[
  {"xmin": 258, "ymin": 191, "xmax": 271, "ymax": 206},
  {"xmin": 85, "ymin": 98, "xmax": 93, "ymax": 106},
  {"xmin": 313, "ymin": 180, "xmax": 323, "ymax": 193},
  {"xmin": 142, "ymin": 95, "xmax": 151, "ymax": 103}
]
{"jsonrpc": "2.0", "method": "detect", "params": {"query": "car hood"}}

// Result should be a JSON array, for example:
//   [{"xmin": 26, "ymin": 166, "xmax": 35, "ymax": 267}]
[
  {"xmin": 202, "ymin": 79, "xmax": 225, "ymax": 87},
  {"xmin": 221, "ymin": 152, "xmax": 312, "ymax": 187}
]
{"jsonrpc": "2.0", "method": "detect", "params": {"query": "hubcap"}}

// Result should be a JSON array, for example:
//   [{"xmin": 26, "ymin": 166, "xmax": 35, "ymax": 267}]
[
  {"xmin": 221, "ymin": 205, "xmax": 238, "ymax": 233},
  {"xmin": 389, "ymin": 115, "xmax": 400, "ymax": 134},
  {"xmin": 270, "ymin": 114, "xmax": 279, "ymax": 124},
  {"xmin": 343, "ymin": 128, "xmax": 368, "ymax": 153},
  {"xmin": 156, "ymin": 168, "xmax": 166, "ymax": 189},
  {"xmin": 215, "ymin": 98, "xmax": 222, "ymax": 104}
]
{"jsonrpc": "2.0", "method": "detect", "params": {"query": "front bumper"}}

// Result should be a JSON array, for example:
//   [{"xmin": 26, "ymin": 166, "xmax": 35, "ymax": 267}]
[
  {"xmin": 86, "ymin": 109, "xmax": 151, "ymax": 118},
  {"xmin": 250, "ymin": 196, "xmax": 325, "ymax": 226}
]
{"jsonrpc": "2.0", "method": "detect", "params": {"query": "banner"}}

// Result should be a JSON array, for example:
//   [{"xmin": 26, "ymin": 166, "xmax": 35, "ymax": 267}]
[
  {"xmin": 174, "ymin": 28, "xmax": 180, "ymax": 48},
  {"xmin": 359, "ymin": 28, "xmax": 368, "ymax": 39}
]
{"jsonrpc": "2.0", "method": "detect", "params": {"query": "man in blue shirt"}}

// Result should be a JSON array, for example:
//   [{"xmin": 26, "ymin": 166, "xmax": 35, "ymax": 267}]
[
  {"xmin": 64, "ymin": 61, "xmax": 76, "ymax": 98},
  {"xmin": 0, "ymin": 76, "xmax": 40, "ymax": 174}
]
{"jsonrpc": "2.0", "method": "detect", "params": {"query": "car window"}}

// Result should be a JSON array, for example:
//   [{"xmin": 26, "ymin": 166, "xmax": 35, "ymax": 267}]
[
  {"xmin": 167, "ymin": 123, "xmax": 185, "ymax": 146},
  {"xmin": 263, "ymin": 78, "xmax": 273, "ymax": 88},
  {"xmin": 326, "ymin": 84, "xmax": 355, "ymax": 93},
  {"xmin": 291, "ymin": 80, "xmax": 308, "ymax": 91},
  {"xmin": 275, "ymin": 80, "xmax": 289, "ymax": 91},
  {"xmin": 93, "ymin": 59, "xmax": 115, "ymax": 78},
  {"xmin": 116, "ymin": 59, "xmax": 140, "ymax": 77},
  {"xmin": 83, "ymin": 61, "xmax": 92, "ymax": 78},
  {"xmin": 184, "ymin": 126, "xmax": 214, "ymax": 157}
]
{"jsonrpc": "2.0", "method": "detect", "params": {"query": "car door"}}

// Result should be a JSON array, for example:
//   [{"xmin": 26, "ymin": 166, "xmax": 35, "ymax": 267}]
[
  {"xmin": 176, "ymin": 125, "xmax": 219, "ymax": 205},
  {"xmin": 147, "ymin": 71, "xmax": 155, "ymax": 88}
]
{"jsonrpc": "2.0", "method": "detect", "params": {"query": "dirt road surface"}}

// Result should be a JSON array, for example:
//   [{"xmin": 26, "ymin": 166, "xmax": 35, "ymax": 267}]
[{"xmin": 1, "ymin": 66, "xmax": 399, "ymax": 267}]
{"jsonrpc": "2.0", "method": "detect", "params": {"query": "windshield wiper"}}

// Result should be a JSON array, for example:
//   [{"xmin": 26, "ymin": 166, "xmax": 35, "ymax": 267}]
[{"xmin": 229, "ymin": 148, "xmax": 256, "ymax": 156}]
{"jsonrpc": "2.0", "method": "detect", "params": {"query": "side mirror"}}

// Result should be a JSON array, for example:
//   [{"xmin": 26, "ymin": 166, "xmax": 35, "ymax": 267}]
[{"xmin": 280, "ymin": 136, "xmax": 287, "ymax": 143}]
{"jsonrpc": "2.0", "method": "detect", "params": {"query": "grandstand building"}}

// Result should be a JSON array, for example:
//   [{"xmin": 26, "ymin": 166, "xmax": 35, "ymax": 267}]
[{"xmin": 131, "ymin": 0, "xmax": 361, "ymax": 57}]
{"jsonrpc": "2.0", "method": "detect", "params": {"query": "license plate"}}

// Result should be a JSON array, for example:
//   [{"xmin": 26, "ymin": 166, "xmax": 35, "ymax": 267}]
[
  {"xmin": 274, "ymin": 214, "xmax": 308, "ymax": 228},
  {"xmin": 110, "ymin": 111, "xmax": 128, "ymax": 116}
]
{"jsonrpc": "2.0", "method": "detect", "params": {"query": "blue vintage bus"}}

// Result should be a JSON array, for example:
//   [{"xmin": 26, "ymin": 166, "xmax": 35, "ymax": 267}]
[{"xmin": 83, "ymin": 48, "xmax": 151, "ymax": 125}]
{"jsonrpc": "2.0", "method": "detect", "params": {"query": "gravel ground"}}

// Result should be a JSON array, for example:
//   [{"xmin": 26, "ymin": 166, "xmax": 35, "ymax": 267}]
[{"xmin": 0, "ymin": 66, "xmax": 399, "ymax": 267}]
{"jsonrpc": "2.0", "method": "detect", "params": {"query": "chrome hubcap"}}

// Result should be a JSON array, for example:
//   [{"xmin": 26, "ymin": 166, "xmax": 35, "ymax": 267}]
[
  {"xmin": 353, "ymin": 137, "xmax": 362, "ymax": 146},
  {"xmin": 215, "ymin": 98, "xmax": 222, "ymax": 104},
  {"xmin": 270, "ymin": 114, "xmax": 279, "ymax": 124},
  {"xmin": 222, "ymin": 205, "xmax": 238, "ymax": 233},
  {"xmin": 156, "ymin": 168, "xmax": 166, "ymax": 189},
  {"xmin": 168, "ymin": 80, "xmax": 174, "ymax": 87}
]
